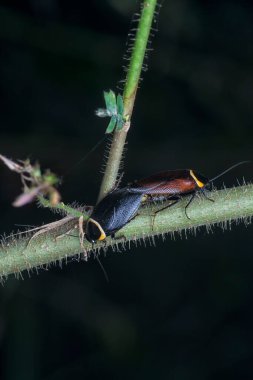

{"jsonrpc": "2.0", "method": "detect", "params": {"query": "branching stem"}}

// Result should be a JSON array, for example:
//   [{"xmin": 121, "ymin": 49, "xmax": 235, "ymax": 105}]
[
  {"xmin": 1, "ymin": 185, "xmax": 253, "ymax": 279},
  {"xmin": 97, "ymin": 0, "xmax": 158, "ymax": 202},
  {"xmin": 1, "ymin": 2, "xmax": 252, "ymax": 281}
]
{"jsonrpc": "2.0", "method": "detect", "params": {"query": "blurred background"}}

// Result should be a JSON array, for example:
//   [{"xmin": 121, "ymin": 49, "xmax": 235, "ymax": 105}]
[{"xmin": 0, "ymin": 0, "xmax": 253, "ymax": 379}]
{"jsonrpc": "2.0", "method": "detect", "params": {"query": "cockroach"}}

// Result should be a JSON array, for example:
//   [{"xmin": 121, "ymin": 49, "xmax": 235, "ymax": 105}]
[{"xmin": 85, "ymin": 161, "xmax": 249, "ymax": 243}]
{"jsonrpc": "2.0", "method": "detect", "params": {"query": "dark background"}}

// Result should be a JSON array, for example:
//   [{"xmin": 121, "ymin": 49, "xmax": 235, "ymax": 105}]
[{"xmin": 0, "ymin": 1, "xmax": 253, "ymax": 379}]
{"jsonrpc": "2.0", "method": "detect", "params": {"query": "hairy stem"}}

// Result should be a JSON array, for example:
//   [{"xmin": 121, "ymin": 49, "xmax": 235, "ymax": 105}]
[
  {"xmin": 1, "ymin": 184, "xmax": 253, "ymax": 279},
  {"xmin": 97, "ymin": 0, "xmax": 158, "ymax": 202},
  {"xmin": 37, "ymin": 196, "xmax": 90, "ymax": 219}
]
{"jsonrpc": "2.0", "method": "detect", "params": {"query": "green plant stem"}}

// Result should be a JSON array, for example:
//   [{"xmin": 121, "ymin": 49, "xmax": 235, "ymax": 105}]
[
  {"xmin": 1, "ymin": 185, "xmax": 253, "ymax": 279},
  {"xmin": 123, "ymin": 0, "xmax": 157, "ymax": 116},
  {"xmin": 97, "ymin": 0, "xmax": 158, "ymax": 202},
  {"xmin": 37, "ymin": 196, "xmax": 90, "ymax": 219}
]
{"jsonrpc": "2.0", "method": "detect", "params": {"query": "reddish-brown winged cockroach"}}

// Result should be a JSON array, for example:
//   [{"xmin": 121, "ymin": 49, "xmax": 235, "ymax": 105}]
[
  {"xmin": 85, "ymin": 162, "xmax": 249, "ymax": 243},
  {"xmin": 127, "ymin": 162, "xmax": 249, "ymax": 218}
]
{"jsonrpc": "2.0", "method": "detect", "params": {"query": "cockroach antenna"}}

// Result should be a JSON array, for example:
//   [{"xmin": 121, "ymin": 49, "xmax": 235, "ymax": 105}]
[{"xmin": 209, "ymin": 161, "xmax": 250, "ymax": 183}]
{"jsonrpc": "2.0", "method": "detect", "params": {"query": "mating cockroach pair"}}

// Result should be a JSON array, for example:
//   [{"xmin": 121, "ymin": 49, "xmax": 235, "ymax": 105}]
[{"xmin": 85, "ymin": 162, "xmax": 248, "ymax": 244}]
